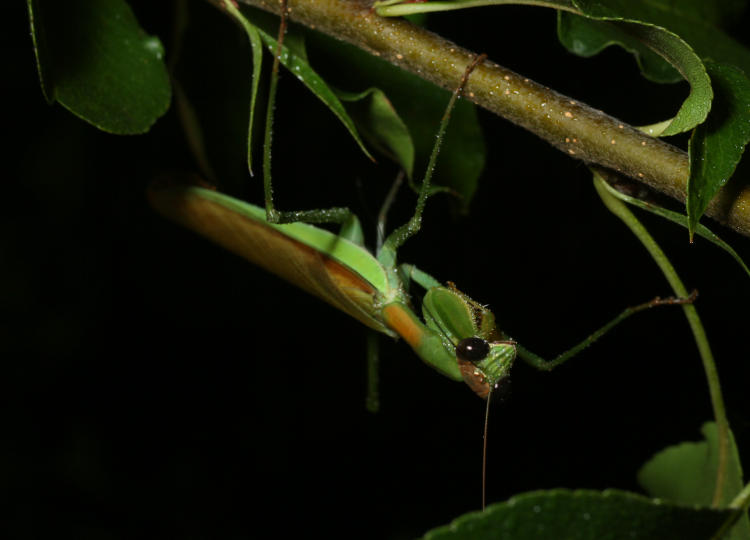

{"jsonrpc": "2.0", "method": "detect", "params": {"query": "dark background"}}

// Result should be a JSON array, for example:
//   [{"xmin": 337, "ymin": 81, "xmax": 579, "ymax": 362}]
[{"xmin": 4, "ymin": 1, "xmax": 750, "ymax": 538}]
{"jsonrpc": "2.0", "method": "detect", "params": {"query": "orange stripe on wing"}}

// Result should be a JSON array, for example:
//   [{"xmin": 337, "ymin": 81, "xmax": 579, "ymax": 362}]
[
  {"xmin": 322, "ymin": 257, "xmax": 377, "ymax": 296},
  {"xmin": 382, "ymin": 304, "xmax": 424, "ymax": 348}
]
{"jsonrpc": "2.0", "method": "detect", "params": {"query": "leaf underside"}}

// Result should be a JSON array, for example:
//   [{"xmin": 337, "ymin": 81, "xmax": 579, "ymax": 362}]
[
  {"xmin": 423, "ymin": 488, "xmax": 731, "ymax": 540},
  {"xmin": 27, "ymin": 0, "xmax": 171, "ymax": 134}
]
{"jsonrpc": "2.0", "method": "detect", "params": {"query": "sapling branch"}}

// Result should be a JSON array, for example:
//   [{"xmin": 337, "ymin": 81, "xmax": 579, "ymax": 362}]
[{"xmin": 207, "ymin": 0, "xmax": 750, "ymax": 238}]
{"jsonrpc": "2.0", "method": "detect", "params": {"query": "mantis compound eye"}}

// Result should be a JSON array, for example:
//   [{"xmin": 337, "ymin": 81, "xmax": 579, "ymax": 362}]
[{"xmin": 456, "ymin": 336, "xmax": 490, "ymax": 363}]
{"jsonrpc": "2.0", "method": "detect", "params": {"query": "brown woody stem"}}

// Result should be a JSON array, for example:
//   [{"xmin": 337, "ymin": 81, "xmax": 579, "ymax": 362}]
[{"xmin": 209, "ymin": 0, "xmax": 750, "ymax": 237}]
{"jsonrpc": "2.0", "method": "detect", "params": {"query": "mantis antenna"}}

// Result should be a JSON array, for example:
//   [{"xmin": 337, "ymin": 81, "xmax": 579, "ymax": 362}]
[{"xmin": 482, "ymin": 389, "xmax": 491, "ymax": 511}]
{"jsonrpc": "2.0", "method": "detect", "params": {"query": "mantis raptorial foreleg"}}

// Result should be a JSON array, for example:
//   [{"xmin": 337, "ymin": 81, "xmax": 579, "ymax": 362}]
[
  {"xmin": 399, "ymin": 263, "xmax": 443, "ymax": 291},
  {"xmin": 365, "ymin": 55, "xmax": 486, "ymax": 411}
]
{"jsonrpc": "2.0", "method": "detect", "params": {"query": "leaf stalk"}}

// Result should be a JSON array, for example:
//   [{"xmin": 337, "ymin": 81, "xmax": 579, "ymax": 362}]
[{"xmin": 593, "ymin": 172, "xmax": 730, "ymax": 508}]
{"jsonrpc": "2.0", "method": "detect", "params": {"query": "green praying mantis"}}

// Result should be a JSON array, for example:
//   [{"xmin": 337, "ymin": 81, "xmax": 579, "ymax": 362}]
[
  {"xmin": 149, "ymin": 50, "xmax": 693, "ymax": 404},
  {"xmin": 149, "ymin": 7, "xmax": 700, "ymax": 508}
]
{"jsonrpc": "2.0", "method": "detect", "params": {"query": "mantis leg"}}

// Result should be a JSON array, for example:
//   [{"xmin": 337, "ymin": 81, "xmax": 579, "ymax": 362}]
[
  {"xmin": 378, "ymin": 54, "xmax": 486, "ymax": 268},
  {"xmin": 365, "ymin": 330, "xmax": 380, "ymax": 413},
  {"xmin": 398, "ymin": 263, "xmax": 443, "ymax": 291},
  {"xmin": 377, "ymin": 171, "xmax": 406, "ymax": 252},
  {"xmin": 513, "ymin": 292, "xmax": 697, "ymax": 371},
  {"xmin": 259, "ymin": 0, "xmax": 355, "ymax": 227}
]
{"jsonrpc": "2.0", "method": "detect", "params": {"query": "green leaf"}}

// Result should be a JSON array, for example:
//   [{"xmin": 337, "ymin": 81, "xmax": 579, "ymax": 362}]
[
  {"xmin": 557, "ymin": 9, "xmax": 681, "ymax": 83},
  {"xmin": 222, "ymin": 0, "xmax": 264, "ymax": 176},
  {"xmin": 307, "ymin": 32, "xmax": 485, "ymax": 210},
  {"xmin": 563, "ymin": 0, "xmax": 750, "ymax": 82},
  {"xmin": 670, "ymin": 0, "xmax": 748, "ymax": 27},
  {"xmin": 26, "ymin": 0, "xmax": 171, "ymax": 134},
  {"xmin": 422, "ymin": 489, "xmax": 731, "ymax": 540},
  {"xmin": 27, "ymin": 0, "xmax": 53, "ymax": 103},
  {"xmin": 561, "ymin": 0, "xmax": 713, "ymax": 135},
  {"xmin": 335, "ymin": 88, "xmax": 415, "ymax": 178},
  {"xmin": 375, "ymin": 1, "xmax": 714, "ymax": 136},
  {"xmin": 638, "ymin": 422, "xmax": 750, "ymax": 540},
  {"xmin": 374, "ymin": 0, "xmax": 576, "ymax": 17},
  {"xmin": 596, "ymin": 175, "xmax": 750, "ymax": 279},
  {"xmin": 237, "ymin": 5, "xmax": 374, "ymax": 161},
  {"xmin": 687, "ymin": 61, "xmax": 750, "ymax": 239}
]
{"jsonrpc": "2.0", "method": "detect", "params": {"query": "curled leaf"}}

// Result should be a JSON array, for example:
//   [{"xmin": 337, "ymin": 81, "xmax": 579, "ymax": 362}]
[
  {"xmin": 376, "ymin": 1, "xmax": 713, "ymax": 136},
  {"xmin": 687, "ymin": 61, "xmax": 750, "ymax": 239}
]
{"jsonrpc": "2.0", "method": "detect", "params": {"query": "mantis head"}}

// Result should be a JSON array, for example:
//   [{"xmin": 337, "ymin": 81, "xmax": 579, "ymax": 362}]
[
  {"xmin": 422, "ymin": 286, "xmax": 516, "ymax": 399},
  {"xmin": 455, "ymin": 335, "xmax": 515, "ymax": 399}
]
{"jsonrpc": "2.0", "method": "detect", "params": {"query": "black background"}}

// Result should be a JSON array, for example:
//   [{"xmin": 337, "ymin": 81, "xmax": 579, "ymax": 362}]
[{"xmin": 4, "ymin": 1, "xmax": 750, "ymax": 538}]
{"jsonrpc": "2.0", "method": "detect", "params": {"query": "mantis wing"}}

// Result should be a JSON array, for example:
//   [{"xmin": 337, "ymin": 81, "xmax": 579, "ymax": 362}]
[{"xmin": 148, "ymin": 182, "xmax": 396, "ymax": 336}]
